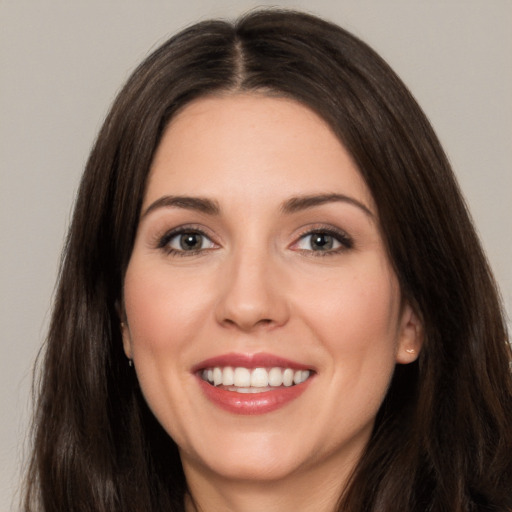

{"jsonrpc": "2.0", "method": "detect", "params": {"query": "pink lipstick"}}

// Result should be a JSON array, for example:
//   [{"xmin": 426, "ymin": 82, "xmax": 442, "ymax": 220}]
[{"xmin": 193, "ymin": 352, "xmax": 314, "ymax": 415}]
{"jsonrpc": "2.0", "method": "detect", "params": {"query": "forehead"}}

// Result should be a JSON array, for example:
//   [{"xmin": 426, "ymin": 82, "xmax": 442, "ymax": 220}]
[{"xmin": 146, "ymin": 93, "xmax": 374, "ymax": 212}]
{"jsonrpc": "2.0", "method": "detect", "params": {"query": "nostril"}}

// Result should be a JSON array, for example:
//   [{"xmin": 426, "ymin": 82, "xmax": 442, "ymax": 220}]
[{"xmin": 220, "ymin": 316, "xmax": 275, "ymax": 331}]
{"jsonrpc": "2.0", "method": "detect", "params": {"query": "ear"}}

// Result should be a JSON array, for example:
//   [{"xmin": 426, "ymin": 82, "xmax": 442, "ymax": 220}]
[
  {"xmin": 116, "ymin": 299, "xmax": 133, "ymax": 360},
  {"xmin": 395, "ymin": 302, "xmax": 423, "ymax": 364},
  {"xmin": 120, "ymin": 320, "xmax": 133, "ymax": 360}
]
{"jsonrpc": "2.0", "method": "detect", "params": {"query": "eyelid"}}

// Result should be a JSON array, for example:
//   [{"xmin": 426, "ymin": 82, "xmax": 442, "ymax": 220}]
[
  {"xmin": 290, "ymin": 224, "xmax": 353, "ymax": 254},
  {"xmin": 155, "ymin": 224, "xmax": 220, "ymax": 255}
]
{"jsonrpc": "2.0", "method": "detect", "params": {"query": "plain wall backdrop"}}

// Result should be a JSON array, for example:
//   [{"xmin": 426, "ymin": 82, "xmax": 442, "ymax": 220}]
[{"xmin": 1, "ymin": 1, "xmax": 510, "ymax": 510}]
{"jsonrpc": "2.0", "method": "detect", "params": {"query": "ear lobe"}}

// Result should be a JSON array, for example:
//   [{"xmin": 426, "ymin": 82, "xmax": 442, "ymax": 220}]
[
  {"xmin": 116, "ymin": 299, "xmax": 132, "ymax": 359},
  {"xmin": 120, "ymin": 321, "xmax": 133, "ymax": 360},
  {"xmin": 396, "ymin": 303, "xmax": 423, "ymax": 364}
]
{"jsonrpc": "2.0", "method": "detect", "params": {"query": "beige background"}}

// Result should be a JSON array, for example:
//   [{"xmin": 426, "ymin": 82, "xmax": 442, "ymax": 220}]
[{"xmin": 1, "ymin": 1, "xmax": 510, "ymax": 509}]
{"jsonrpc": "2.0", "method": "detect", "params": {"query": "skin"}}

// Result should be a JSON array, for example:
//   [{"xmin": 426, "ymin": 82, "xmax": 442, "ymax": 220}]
[{"xmin": 122, "ymin": 94, "xmax": 422, "ymax": 512}]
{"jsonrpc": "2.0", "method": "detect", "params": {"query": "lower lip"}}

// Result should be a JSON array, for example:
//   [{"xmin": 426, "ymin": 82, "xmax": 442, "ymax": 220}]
[{"xmin": 197, "ymin": 377, "xmax": 312, "ymax": 415}]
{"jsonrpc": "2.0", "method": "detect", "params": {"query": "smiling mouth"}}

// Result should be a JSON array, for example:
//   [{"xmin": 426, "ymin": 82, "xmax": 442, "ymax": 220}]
[{"xmin": 200, "ymin": 366, "xmax": 312, "ymax": 393}]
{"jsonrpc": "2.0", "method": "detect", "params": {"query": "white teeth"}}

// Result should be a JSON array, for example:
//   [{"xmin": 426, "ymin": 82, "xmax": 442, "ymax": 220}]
[
  {"xmin": 202, "ymin": 366, "xmax": 311, "ymax": 389},
  {"xmin": 222, "ymin": 366, "xmax": 234, "ymax": 386},
  {"xmin": 294, "ymin": 370, "xmax": 310, "ymax": 385},
  {"xmin": 213, "ymin": 367, "xmax": 223, "ymax": 386},
  {"xmin": 229, "ymin": 387, "xmax": 269, "ymax": 394},
  {"xmin": 251, "ymin": 368, "xmax": 268, "ymax": 387},
  {"xmin": 268, "ymin": 367, "xmax": 283, "ymax": 387},
  {"xmin": 233, "ymin": 367, "xmax": 251, "ymax": 387},
  {"xmin": 282, "ymin": 368, "xmax": 294, "ymax": 387}
]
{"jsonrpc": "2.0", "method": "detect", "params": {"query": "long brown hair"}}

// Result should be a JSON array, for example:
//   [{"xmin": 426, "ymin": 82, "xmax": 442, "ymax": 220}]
[{"xmin": 25, "ymin": 9, "xmax": 512, "ymax": 511}]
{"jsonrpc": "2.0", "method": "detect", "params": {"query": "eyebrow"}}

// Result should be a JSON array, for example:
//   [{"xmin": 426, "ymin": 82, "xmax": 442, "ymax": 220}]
[
  {"xmin": 141, "ymin": 193, "xmax": 374, "ymax": 219},
  {"xmin": 141, "ymin": 195, "xmax": 221, "ymax": 218},
  {"xmin": 281, "ymin": 193, "xmax": 374, "ymax": 218}
]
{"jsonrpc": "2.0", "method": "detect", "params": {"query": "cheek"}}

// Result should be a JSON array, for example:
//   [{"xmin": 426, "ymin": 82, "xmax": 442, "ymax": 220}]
[
  {"xmin": 122, "ymin": 260, "xmax": 210, "ymax": 435},
  {"xmin": 297, "ymin": 259, "xmax": 401, "ymax": 369},
  {"xmin": 123, "ymin": 260, "xmax": 211, "ymax": 359}
]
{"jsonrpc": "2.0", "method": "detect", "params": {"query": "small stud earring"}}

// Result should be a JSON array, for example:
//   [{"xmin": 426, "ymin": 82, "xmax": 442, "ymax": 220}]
[
  {"xmin": 405, "ymin": 348, "xmax": 416, "ymax": 354},
  {"xmin": 128, "ymin": 359, "xmax": 133, "ymax": 367}
]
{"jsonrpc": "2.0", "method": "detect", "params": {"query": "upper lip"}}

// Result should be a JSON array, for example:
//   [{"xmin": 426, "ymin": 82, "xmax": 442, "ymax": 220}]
[{"xmin": 192, "ymin": 352, "xmax": 313, "ymax": 373}]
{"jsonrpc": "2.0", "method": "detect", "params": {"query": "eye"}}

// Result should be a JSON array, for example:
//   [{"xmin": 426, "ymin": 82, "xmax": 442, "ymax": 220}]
[
  {"xmin": 159, "ymin": 229, "xmax": 217, "ymax": 255},
  {"xmin": 293, "ymin": 229, "xmax": 352, "ymax": 254}
]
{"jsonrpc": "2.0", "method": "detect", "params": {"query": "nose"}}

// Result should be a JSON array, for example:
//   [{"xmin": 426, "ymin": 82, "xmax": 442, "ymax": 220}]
[{"xmin": 214, "ymin": 249, "xmax": 290, "ymax": 332}]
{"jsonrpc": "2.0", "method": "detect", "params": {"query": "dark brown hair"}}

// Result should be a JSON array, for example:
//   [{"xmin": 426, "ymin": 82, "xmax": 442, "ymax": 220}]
[{"xmin": 25, "ymin": 9, "xmax": 512, "ymax": 512}]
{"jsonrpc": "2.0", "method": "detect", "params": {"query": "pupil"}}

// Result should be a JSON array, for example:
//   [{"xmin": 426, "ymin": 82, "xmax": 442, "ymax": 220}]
[
  {"xmin": 312, "ymin": 233, "xmax": 333, "ymax": 250},
  {"xmin": 180, "ymin": 233, "xmax": 200, "ymax": 250}
]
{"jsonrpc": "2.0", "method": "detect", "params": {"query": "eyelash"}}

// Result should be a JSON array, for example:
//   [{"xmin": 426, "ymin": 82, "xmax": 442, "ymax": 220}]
[
  {"xmin": 157, "ymin": 225, "xmax": 216, "ymax": 257},
  {"xmin": 292, "ymin": 226, "xmax": 353, "ymax": 256},
  {"xmin": 156, "ymin": 225, "xmax": 353, "ymax": 257}
]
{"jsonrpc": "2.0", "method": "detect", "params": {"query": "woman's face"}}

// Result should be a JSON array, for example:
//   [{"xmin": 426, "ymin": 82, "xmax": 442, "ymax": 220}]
[{"xmin": 122, "ymin": 94, "xmax": 421, "ymax": 491}]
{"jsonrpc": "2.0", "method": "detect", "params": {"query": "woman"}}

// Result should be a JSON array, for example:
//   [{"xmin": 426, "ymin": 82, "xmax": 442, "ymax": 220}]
[{"xmin": 24, "ymin": 9, "xmax": 512, "ymax": 512}]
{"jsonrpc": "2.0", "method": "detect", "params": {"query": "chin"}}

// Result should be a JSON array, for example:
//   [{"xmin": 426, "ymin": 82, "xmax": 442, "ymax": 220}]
[
  {"xmin": 210, "ymin": 457, "xmax": 301, "ymax": 483},
  {"xmin": 181, "ymin": 435, "xmax": 307, "ymax": 483}
]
